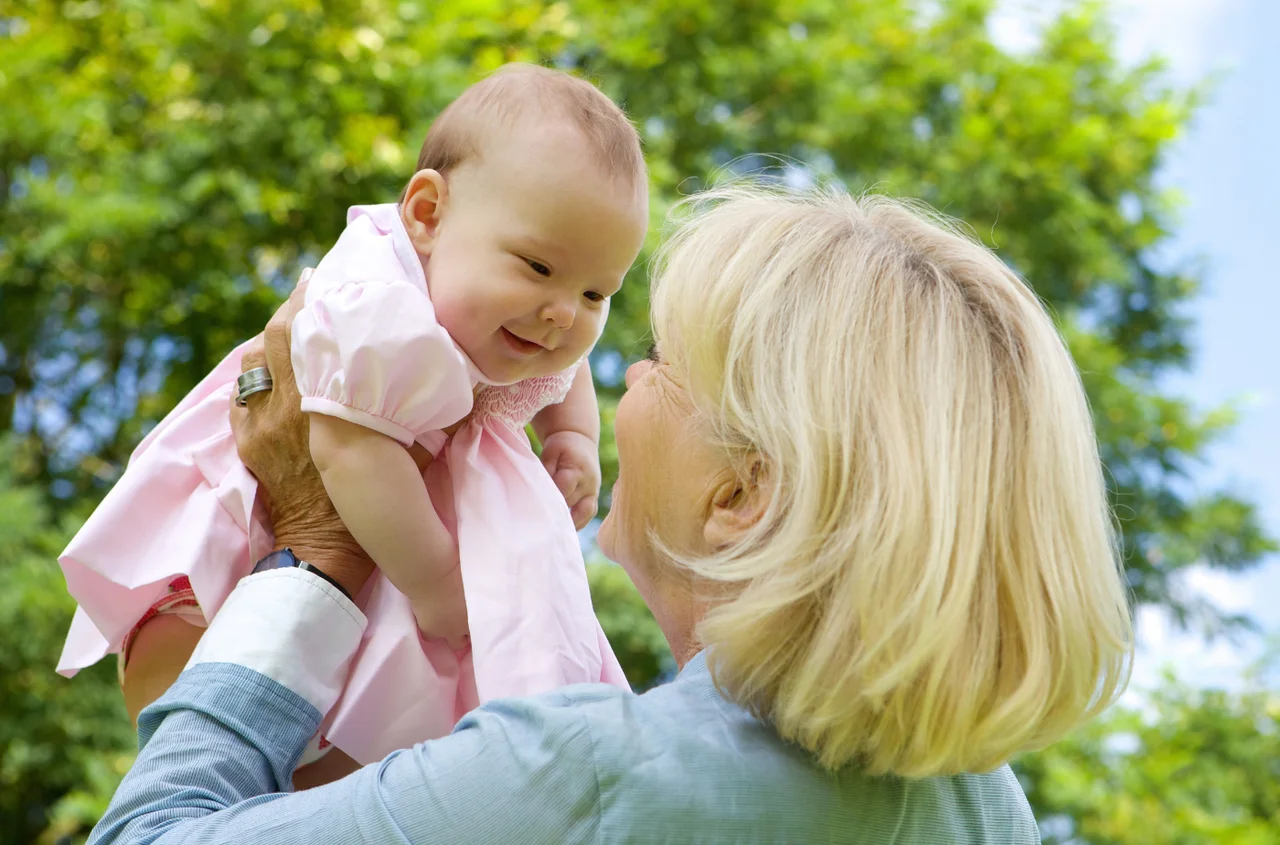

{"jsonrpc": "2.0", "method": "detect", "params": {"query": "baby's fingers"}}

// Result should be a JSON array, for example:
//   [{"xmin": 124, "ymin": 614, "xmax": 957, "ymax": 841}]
[
  {"xmin": 569, "ymin": 495, "xmax": 598, "ymax": 530},
  {"xmin": 551, "ymin": 465, "xmax": 581, "ymax": 501}
]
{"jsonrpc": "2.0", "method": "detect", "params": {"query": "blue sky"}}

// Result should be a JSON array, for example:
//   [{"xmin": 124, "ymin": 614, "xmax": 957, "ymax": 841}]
[{"xmin": 997, "ymin": 0, "xmax": 1280, "ymax": 691}]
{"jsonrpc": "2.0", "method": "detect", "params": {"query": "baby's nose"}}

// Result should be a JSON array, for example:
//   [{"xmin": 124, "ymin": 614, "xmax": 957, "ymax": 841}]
[{"xmin": 539, "ymin": 299, "xmax": 575, "ymax": 330}]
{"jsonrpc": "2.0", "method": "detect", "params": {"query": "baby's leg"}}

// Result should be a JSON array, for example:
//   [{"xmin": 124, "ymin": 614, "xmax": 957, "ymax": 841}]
[
  {"xmin": 291, "ymin": 748, "xmax": 362, "ymax": 790},
  {"xmin": 121, "ymin": 613, "xmax": 205, "ymax": 725}
]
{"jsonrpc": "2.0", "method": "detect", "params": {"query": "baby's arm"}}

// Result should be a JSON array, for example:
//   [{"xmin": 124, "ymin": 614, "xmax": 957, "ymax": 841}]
[
  {"xmin": 532, "ymin": 359, "xmax": 602, "ymax": 529},
  {"xmin": 308, "ymin": 413, "xmax": 466, "ymax": 645}
]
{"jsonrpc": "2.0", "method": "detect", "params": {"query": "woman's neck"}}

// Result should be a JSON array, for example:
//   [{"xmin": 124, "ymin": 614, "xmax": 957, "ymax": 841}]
[
  {"xmin": 671, "ymin": 637, "xmax": 703, "ymax": 671},
  {"xmin": 664, "ymin": 599, "xmax": 709, "ymax": 670}
]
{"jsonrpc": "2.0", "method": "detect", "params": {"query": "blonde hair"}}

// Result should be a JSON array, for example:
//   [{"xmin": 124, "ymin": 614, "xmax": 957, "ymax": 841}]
[
  {"xmin": 412, "ymin": 63, "xmax": 644, "ymax": 187},
  {"xmin": 649, "ymin": 184, "xmax": 1134, "ymax": 777}
]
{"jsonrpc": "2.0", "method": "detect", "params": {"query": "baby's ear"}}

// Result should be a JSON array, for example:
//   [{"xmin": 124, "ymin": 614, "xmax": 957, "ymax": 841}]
[{"xmin": 400, "ymin": 169, "xmax": 448, "ymax": 255}]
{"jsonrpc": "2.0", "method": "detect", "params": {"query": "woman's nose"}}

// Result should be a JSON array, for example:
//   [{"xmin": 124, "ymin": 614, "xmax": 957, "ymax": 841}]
[{"xmin": 624, "ymin": 360, "xmax": 647, "ymax": 388}]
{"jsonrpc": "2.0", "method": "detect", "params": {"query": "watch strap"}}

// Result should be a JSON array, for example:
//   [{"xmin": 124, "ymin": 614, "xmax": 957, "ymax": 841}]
[
  {"xmin": 252, "ymin": 548, "xmax": 353, "ymax": 601},
  {"xmin": 295, "ymin": 558, "xmax": 353, "ymax": 602}
]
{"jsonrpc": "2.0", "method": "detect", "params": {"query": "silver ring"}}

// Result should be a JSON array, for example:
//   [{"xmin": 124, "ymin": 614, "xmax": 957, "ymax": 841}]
[{"xmin": 235, "ymin": 367, "xmax": 274, "ymax": 407}]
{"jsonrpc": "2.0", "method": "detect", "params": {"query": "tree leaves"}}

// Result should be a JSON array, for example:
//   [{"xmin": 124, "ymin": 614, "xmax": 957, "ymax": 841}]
[
  {"xmin": 0, "ymin": 441, "xmax": 132, "ymax": 844},
  {"xmin": 1016, "ymin": 669, "xmax": 1280, "ymax": 844},
  {"xmin": 1, "ymin": 0, "xmax": 1271, "ymax": 619}
]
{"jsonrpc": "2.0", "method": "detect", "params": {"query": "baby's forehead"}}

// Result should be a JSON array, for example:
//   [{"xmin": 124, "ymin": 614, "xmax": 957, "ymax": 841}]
[
  {"xmin": 455, "ymin": 122, "xmax": 644, "ymax": 210},
  {"xmin": 465, "ymin": 113, "xmax": 626, "ymax": 184}
]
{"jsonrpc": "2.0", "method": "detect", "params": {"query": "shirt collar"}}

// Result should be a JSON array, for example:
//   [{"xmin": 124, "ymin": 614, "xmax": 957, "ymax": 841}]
[
  {"xmin": 672, "ymin": 650, "xmax": 725, "ymax": 703},
  {"xmin": 680, "ymin": 650, "xmax": 709, "ymax": 676}
]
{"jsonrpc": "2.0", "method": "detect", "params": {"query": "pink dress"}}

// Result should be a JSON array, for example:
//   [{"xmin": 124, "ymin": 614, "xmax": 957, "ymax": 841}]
[{"xmin": 57, "ymin": 204, "xmax": 628, "ymax": 765}]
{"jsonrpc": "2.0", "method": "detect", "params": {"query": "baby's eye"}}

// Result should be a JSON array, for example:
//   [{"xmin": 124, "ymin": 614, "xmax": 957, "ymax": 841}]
[
  {"xmin": 524, "ymin": 258, "xmax": 551, "ymax": 277},
  {"xmin": 584, "ymin": 291, "xmax": 605, "ymax": 303}
]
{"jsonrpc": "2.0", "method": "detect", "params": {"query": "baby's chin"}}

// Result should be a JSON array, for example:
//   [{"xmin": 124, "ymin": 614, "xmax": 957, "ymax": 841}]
[{"xmin": 469, "ymin": 347, "xmax": 582, "ymax": 387}]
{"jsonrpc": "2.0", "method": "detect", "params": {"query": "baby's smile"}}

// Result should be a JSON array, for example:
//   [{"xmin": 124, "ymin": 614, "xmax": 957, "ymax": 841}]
[{"xmin": 500, "ymin": 326, "xmax": 549, "ymax": 356}]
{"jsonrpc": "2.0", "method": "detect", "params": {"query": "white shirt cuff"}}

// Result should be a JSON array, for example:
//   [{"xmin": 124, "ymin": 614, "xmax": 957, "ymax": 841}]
[{"xmin": 186, "ymin": 568, "xmax": 367, "ymax": 715}]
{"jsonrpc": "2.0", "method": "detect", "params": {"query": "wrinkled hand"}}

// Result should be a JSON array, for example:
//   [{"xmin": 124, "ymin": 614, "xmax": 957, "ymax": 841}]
[
  {"xmin": 229, "ymin": 270, "xmax": 434, "ymax": 597},
  {"xmin": 540, "ymin": 430, "xmax": 601, "ymax": 530},
  {"xmin": 229, "ymin": 276, "xmax": 320, "ymax": 519}
]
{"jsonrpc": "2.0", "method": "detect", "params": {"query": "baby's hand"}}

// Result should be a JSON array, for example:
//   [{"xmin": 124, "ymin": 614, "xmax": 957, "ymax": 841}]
[
  {"xmin": 539, "ymin": 431, "xmax": 601, "ymax": 530},
  {"xmin": 407, "ymin": 565, "xmax": 470, "ymax": 652}
]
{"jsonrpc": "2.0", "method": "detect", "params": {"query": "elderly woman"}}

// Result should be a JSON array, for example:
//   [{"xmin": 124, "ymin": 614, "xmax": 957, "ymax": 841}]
[{"xmin": 89, "ymin": 186, "xmax": 1132, "ymax": 844}]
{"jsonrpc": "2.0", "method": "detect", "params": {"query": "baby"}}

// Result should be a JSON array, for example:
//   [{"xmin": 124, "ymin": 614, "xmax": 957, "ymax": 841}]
[{"xmin": 56, "ymin": 64, "xmax": 649, "ymax": 768}]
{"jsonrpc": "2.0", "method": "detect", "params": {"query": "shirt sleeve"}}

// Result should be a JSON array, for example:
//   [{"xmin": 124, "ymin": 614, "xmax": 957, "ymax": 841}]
[
  {"xmin": 291, "ymin": 279, "xmax": 474, "ymax": 446},
  {"xmin": 88, "ymin": 571, "xmax": 604, "ymax": 845}
]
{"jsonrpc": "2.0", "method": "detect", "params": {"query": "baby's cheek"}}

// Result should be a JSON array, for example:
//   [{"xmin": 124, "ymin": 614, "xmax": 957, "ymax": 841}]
[
  {"xmin": 573, "ymin": 311, "xmax": 608, "ymax": 354},
  {"xmin": 429, "ymin": 296, "xmax": 468, "ymax": 345}
]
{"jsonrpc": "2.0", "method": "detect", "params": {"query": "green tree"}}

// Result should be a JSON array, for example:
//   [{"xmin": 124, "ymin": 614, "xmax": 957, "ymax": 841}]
[
  {"xmin": 1, "ymin": 0, "xmax": 1270, "ymax": 622},
  {"xmin": 1016, "ymin": 667, "xmax": 1280, "ymax": 844},
  {"xmin": 0, "ymin": 440, "xmax": 133, "ymax": 845}
]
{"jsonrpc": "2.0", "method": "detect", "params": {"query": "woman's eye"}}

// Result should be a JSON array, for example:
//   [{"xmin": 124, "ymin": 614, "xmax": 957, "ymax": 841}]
[
  {"xmin": 584, "ymin": 291, "xmax": 605, "ymax": 303},
  {"xmin": 644, "ymin": 342, "xmax": 659, "ymax": 362},
  {"xmin": 524, "ymin": 258, "xmax": 551, "ymax": 277}
]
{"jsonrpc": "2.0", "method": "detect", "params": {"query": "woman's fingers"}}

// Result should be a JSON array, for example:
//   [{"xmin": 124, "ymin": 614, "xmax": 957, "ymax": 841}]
[
  {"xmin": 239, "ymin": 333, "xmax": 267, "ymax": 374},
  {"xmin": 260, "ymin": 268, "xmax": 310, "ymax": 384},
  {"xmin": 231, "ymin": 268, "xmax": 315, "ymax": 482},
  {"xmin": 229, "ymin": 333, "xmax": 267, "ymax": 459}
]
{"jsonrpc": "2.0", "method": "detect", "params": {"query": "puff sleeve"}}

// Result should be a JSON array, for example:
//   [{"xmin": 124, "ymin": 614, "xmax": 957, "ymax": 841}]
[{"xmin": 291, "ymin": 279, "xmax": 474, "ymax": 446}]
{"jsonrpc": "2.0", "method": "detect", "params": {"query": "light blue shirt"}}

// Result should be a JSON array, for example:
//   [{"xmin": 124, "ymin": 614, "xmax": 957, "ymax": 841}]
[{"xmin": 89, "ymin": 570, "xmax": 1040, "ymax": 844}]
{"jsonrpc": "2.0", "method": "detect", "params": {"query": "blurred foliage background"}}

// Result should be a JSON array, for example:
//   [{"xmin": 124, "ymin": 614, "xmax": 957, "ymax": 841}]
[{"xmin": 1, "ymin": 0, "xmax": 1276, "ymax": 842}]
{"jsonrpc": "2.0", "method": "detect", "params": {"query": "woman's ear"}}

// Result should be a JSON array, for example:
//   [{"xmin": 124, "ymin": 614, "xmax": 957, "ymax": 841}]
[
  {"xmin": 703, "ymin": 456, "xmax": 773, "ymax": 550},
  {"xmin": 400, "ymin": 169, "xmax": 449, "ymax": 255}
]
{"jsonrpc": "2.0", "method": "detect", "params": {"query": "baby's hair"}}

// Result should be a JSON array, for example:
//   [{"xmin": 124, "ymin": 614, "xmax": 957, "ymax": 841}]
[{"xmin": 411, "ymin": 63, "xmax": 645, "ymax": 189}]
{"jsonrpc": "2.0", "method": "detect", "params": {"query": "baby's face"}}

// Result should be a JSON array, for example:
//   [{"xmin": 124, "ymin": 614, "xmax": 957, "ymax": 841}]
[{"xmin": 419, "ymin": 127, "xmax": 647, "ymax": 385}]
